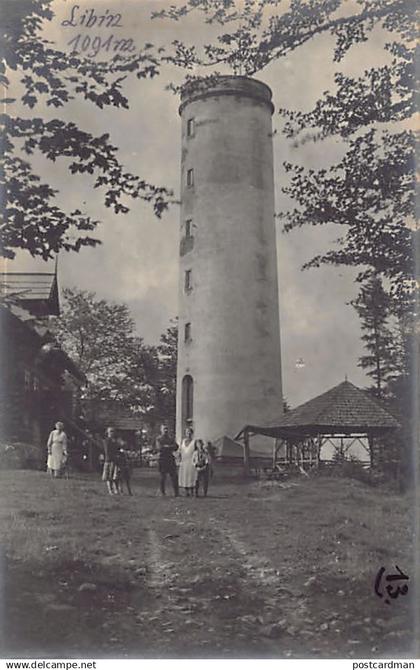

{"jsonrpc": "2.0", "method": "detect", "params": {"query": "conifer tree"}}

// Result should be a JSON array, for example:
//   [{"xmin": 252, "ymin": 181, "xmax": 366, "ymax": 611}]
[{"xmin": 351, "ymin": 276, "xmax": 399, "ymax": 399}]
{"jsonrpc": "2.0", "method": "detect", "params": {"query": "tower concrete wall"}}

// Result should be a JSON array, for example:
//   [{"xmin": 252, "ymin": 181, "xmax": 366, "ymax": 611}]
[{"xmin": 176, "ymin": 76, "xmax": 283, "ymax": 443}]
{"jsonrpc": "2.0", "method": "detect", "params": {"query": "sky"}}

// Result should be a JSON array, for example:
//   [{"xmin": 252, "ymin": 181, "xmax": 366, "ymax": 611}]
[{"xmin": 4, "ymin": 0, "xmax": 393, "ymax": 406}]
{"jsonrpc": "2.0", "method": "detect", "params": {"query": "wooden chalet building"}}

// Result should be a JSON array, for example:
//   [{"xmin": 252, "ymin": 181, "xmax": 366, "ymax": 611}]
[{"xmin": 0, "ymin": 270, "xmax": 85, "ymax": 450}]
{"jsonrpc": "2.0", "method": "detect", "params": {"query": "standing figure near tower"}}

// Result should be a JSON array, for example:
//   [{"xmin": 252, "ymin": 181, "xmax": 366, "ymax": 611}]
[
  {"xmin": 155, "ymin": 425, "xmax": 179, "ymax": 497},
  {"xmin": 176, "ymin": 76, "xmax": 283, "ymax": 445},
  {"xmin": 193, "ymin": 439, "xmax": 210, "ymax": 497},
  {"xmin": 47, "ymin": 421, "xmax": 68, "ymax": 478},
  {"xmin": 178, "ymin": 427, "xmax": 197, "ymax": 496}
]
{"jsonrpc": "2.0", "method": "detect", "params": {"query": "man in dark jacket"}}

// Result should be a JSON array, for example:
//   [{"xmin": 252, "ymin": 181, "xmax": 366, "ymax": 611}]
[
  {"xmin": 102, "ymin": 426, "xmax": 120, "ymax": 495},
  {"xmin": 155, "ymin": 425, "xmax": 179, "ymax": 496}
]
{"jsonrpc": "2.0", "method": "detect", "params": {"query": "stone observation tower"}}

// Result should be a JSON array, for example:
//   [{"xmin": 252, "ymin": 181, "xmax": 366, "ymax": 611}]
[{"xmin": 176, "ymin": 76, "xmax": 283, "ymax": 443}]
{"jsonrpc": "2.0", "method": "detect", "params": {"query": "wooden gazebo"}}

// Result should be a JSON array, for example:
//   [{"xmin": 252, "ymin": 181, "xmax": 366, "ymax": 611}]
[{"xmin": 235, "ymin": 380, "xmax": 400, "ymax": 472}]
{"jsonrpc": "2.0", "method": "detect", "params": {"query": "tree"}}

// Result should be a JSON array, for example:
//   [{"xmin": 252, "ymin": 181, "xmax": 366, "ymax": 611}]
[
  {"xmin": 52, "ymin": 288, "xmax": 179, "ymax": 429},
  {"xmin": 1, "ymin": 0, "xmax": 173, "ymax": 260},
  {"xmin": 154, "ymin": 319, "xmax": 178, "ymax": 429},
  {"xmin": 52, "ymin": 288, "xmax": 156, "ymax": 415},
  {"xmin": 351, "ymin": 276, "xmax": 399, "ymax": 398},
  {"xmin": 274, "ymin": 3, "xmax": 416, "ymax": 308},
  {"xmin": 5, "ymin": 0, "xmax": 415, "ymax": 283},
  {"xmin": 350, "ymin": 272, "xmax": 416, "ymax": 486}
]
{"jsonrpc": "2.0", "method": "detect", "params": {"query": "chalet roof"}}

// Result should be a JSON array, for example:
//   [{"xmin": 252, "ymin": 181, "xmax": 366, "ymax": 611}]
[
  {"xmin": 87, "ymin": 406, "xmax": 144, "ymax": 431},
  {"xmin": 237, "ymin": 380, "xmax": 400, "ymax": 439},
  {"xmin": 1, "ymin": 303, "xmax": 85, "ymax": 384},
  {"xmin": 0, "ymin": 272, "xmax": 59, "ymax": 316},
  {"xmin": 111, "ymin": 417, "xmax": 144, "ymax": 431}
]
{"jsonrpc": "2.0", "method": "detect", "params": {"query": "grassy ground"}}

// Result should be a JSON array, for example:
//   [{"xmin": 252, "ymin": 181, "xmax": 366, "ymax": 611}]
[{"xmin": 0, "ymin": 467, "xmax": 416, "ymax": 659}]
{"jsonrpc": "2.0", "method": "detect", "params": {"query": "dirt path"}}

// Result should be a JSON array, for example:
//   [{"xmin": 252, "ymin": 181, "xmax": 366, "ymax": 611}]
[{"xmin": 1, "ymin": 470, "xmax": 415, "ymax": 658}]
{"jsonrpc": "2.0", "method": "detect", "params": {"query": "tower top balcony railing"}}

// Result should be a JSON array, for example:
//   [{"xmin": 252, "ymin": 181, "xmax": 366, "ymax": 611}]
[{"xmin": 179, "ymin": 75, "xmax": 274, "ymax": 116}]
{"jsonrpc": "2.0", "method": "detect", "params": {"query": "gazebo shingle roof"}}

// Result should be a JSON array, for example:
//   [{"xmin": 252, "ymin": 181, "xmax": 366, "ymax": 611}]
[{"xmin": 238, "ymin": 380, "xmax": 400, "ymax": 438}]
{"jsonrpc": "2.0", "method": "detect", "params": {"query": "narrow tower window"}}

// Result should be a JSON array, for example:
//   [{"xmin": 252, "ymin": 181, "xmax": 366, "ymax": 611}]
[
  {"xmin": 187, "ymin": 118, "xmax": 195, "ymax": 137},
  {"xmin": 185, "ymin": 219, "xmax": 192, "ymax": 238},
  {"xmin": 184, "ymin": 322, "xmax": 191, "ymax": 342},
  {"xmin": 187, "ymin": 168, "xmax": 194, "ymax": 187},
  {"xmin": 24, "ymin": 370, "xmax": 31, "ymax": 391},
  {"xmin": 184, "ymin": 269, "xmax": 192, "ymax": 292}
]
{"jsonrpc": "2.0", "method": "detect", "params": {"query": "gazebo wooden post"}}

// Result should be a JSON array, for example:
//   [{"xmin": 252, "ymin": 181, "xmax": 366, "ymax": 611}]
[
  {"xmin": 243, "ymin": 428, "xmax": 251, "ymax": 476},
  {"xmin": 273, "ymin": 438, "xmax": 283, "ymax": 468},
  {"xmin": 368, "ymin": 433, "xmax": 374, "ymax": 469},
  {"xmin": 316, "ymin": 436, "xmax": 322, "ymax": 467}
]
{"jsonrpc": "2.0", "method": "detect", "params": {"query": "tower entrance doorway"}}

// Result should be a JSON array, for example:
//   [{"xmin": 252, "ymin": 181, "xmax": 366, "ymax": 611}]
[{"xmin": 181, "ymin": 374, "xmax": 193, "ymax": 433}]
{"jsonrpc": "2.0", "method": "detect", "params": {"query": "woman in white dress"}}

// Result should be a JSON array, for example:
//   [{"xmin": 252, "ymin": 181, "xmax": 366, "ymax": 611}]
[
  {"xmin": 47, "ymin": 421, "xmax": 68, "ymax": 477},
  {"xmin": 178, "ymin": 427, "xmax": 197, "ymax": 496}
]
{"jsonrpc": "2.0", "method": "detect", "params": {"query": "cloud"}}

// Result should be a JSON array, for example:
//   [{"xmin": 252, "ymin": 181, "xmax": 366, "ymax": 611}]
[{"xmin": 6, "ymin": 0, "xmax": 391, "ymax": 406}]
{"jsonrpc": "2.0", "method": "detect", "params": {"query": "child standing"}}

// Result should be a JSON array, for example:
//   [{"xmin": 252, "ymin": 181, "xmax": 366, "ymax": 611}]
[
  {"xmin": 115, "ymin": 445, "xmax": 133, "ymax": 496},
  {"xmin": 193, "ymin": 439, "xmax": 210, "ymax": 497}
]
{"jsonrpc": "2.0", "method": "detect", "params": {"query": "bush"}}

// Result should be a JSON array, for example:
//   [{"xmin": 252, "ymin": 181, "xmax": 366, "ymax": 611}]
[
  {"xmin": 316, "ymin": 456, "xmax": 371, "ymax": 484},
  {"xmin": 0, "ymin": 442, "xmax": 44, "ymax": 470}
]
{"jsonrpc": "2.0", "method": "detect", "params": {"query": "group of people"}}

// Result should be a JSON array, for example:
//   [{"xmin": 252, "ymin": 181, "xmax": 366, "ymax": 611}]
[
  {"xmin": 101, "ymin": 426, "xmax": 133, "ymax": 495},
  {"xmin": 155, "ymin": 425, "xmax": 212, "ymax": 498},
  {"xmin": 46, "ymin": 420, "xmax": 213, "ymax": 499}
]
